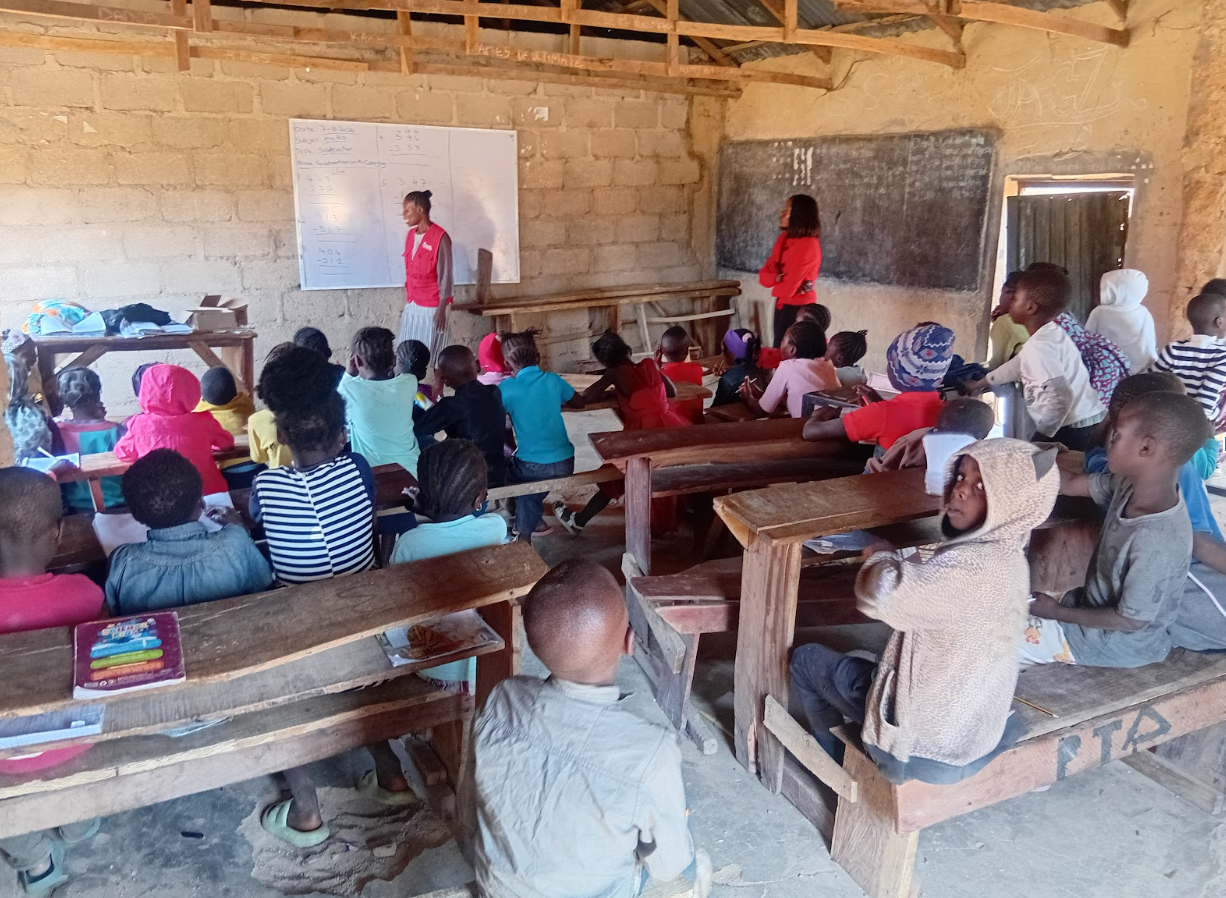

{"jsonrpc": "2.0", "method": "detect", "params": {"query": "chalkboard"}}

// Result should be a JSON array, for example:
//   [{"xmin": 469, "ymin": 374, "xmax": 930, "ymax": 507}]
[
  {"xmin": 290, "ymin": 119, "xmax": 520, "ymax": 291},
  {"xmin": 716, "ymin": 129, "xmax": 997, "ymax": 291}
]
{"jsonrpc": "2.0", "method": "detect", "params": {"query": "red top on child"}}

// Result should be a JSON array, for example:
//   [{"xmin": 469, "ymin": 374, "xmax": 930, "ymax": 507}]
[
  {"xmin": 618, "ymin": 359, "xmax": 691, "ymax": 430},
  {"xmin": 115, "ymin": 364, "xmax": 234, "ymax": 496}
]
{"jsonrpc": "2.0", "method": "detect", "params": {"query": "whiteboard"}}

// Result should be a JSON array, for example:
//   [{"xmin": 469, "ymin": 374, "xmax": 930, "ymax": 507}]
[{"xmin": 289, "ymin": 119, "xmax": 520, "ymax": 291}]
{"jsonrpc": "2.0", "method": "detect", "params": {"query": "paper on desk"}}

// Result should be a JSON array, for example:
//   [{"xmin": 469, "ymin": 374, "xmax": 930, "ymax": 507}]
[
  {"xmin": 93, "ymin": 492, "xmax": 236, "ymax": 555},
  {"xmin": 803, "ymin": 530, "xmax": 880, "ymax": 554},
  {"xmin": 21, "ymin": 453, "xmax": 80, "ymax": 474}
]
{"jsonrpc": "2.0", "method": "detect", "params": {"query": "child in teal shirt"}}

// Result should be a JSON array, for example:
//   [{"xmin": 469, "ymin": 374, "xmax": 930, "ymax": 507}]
[{"xmin": 54, "ymin": 367, "xmax": 124, "ymax": 511}]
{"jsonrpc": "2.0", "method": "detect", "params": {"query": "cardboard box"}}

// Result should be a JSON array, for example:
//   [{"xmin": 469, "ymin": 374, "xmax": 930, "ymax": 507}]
[{"xmin": 186, "ymin": 295, "xmax": 248, "ymax": 331}]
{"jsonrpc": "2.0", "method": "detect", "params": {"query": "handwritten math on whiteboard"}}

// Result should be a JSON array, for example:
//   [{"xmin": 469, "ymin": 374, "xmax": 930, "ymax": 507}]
[{"xmin": 289, "ymin": 119, "xmax": 521, "ymax": 291}]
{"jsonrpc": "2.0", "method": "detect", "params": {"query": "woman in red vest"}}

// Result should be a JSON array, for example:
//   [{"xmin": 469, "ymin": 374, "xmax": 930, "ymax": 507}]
[
  {"xmin": 398, "ymin": 189, "xmax": 454, "ymax": 357},
  {"xmin": 758, "ymin": 194, "xmax": 822, "ymax": 347}
]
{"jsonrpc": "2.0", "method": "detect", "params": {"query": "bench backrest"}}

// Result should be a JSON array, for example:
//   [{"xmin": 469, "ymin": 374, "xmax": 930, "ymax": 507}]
[{"xmin": 454, "ymin": 279, "xmax": 741, "ymax": 314}]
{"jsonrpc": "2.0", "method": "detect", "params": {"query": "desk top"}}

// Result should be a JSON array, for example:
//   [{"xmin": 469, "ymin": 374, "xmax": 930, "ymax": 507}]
[
  {"xmin": 31, "ymin": 330, "xmax": 256, "ymax": 351},
  {"xmin": 60, "ymin": 435, "xmax": 251, "ymax": 483},
  {"xmin": 3, "ymin": 541, "xmax": 545, "ymax": 721},
  {"xmin": 559, "ymin": 374, "xmax": 711, "ymax": 414},
  {"xmin": 453, "ymin": 279, "xmax": 741, "ymax": 316},
  {"xmin": 715, "ymin": 450, "xmax": 1088, "ymax": 546}
]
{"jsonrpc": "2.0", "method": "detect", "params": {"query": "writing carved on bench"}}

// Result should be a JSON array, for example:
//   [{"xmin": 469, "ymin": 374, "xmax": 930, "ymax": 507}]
[{"xmin": 1056, "ymin": 706, "xmax": 1172, "ymax": 780}]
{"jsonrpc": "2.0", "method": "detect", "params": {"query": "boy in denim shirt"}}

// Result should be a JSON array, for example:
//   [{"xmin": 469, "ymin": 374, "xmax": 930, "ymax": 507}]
[{"xmin": 105, "ymin": 449, "xmax": 272, "ymax": 615}]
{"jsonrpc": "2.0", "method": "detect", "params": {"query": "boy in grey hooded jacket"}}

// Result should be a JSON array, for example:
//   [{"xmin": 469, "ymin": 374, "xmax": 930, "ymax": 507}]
[{"xmin": 790, "ymin": 438, "xmax": 1059, "ymax": 784}]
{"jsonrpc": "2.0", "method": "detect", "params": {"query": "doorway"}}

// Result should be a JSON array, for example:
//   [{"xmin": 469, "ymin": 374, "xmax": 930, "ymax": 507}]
[{"xmin": 992, "ymin": 175, "xmax": 1135, "ymax": 325}]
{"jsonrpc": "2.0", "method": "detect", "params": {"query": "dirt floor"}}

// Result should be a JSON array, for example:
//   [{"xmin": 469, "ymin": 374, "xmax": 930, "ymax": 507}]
[{"xmin": 4, "ymin": 410, "xmax": 1225, "ymax": 898}]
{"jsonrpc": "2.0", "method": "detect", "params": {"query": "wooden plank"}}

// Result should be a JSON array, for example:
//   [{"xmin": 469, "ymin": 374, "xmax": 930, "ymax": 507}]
[
  {"xmin": 0, "ymin": 683, "xmax": 468, "ymax": 835},
  {"xmin": 651, "ymin": 456, "xmax": 867, "ymax": 498},
  {"xmin": 1122, "ymin": 750, "xmax": 1226, "ymax": 815},
  {"xmin": 33, "ymin": 332, "xmax": 255, "ymax": 353},
  {"xmin": 0, "ymin": 0, "xmax": 191, "ymax": 29},
  {"xmin": 957, "ymin": 0, "xmax": 1129, "ymax": 46},
  {"xmin": 765, "ymin": 696, "xmax": 857, "ymax": 801},
  {"xmin": 757, "ymin": 0, "xmax": 831, "ymax": 64},
  {"xmin": 643, "ymin": 308, "xmax": 734, "ymax": 323},
  {"xmin": 1151, "ymin": 720, "xmax": 1226, "ymax": 812},
  {"xmin": 193, "ymin": 44, "xmax": 369, "ymax": 71},
  {"xmin": 782, "ymin": 0, "xmax": 796, "ymax": 40},
  {"xmin": 486, "ymin": 465, "xmax": 621, "ymax": 502},
  {"xmin": 927, "ymin": 12, "xmax": 963, "ymax": 44},
  {"xmin": 188, "ymin": 339, "xmax": 252, "ymax": 394},
  {"xmin": 892, "ymin": 673, "xmax": 1226, "ymax": 832},
  {"xmin": 625, "ymin": 457, "xmax": 653, "ymax": 575},
  {"xmin": 714, "ymin": 468, "xmax": 938, "ymax": 547},
  {"xmin": 170, "ymin": 0, "xmax": 190, "ymax": 70},
  {"xmin": 192, "ymin": 0, "xmax": 212, "ymax": 30},
  {"xmin": 58, "ymin": 435, "xmax": 250, "ymax": 483},
  {"xmin": 1107, "ymin": 0, "xmax": 1127, "ymax": 21},
  {"xmin": 465, "ymin": 2, "xmax": 479, "ymax": 52},
  {"xmin": 0, "ymin": 542, "xmax": 545, "ymax": 721},
  {"xmin": 475, "ymin": 600, "xmax": 514, "ymax": 707},
  {"xmin": 830, "ymin": 747, "xmax": 918, "ymax": 898},
  {"xmin": 398, "ymin": 9, "xmax": 414, "ymax": 72},
  {"xmin": 673, "ymin": 21, "xmax": 965, "ymax": 68},
  {"xmin": 733, "ymin": 534, "xmax": 801, "ymax": 785},
  {"xmin": 779, "ymin": 754, "xmax": 835, "ymax": 836},
  {"xmin": 0, "ymin": 634, "xmax": 500, "ymax": 759},
  {"xmin": 453, "ymin": 279, "xmax": 741, "ymax": 314},
  {"xmin": 0, "ymin": 30, "xmax": 166, "ymax": 56}
]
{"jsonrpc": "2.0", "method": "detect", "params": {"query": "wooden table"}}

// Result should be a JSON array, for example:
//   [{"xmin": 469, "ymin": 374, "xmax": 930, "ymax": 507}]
[
  {"xmin": 454, "ymin": 280, "xmax": 741, "ymax": 356},
  {"xmin": 50, "ymin": 463, "xmax": 418, "ymax": 574},
  {"xmin": 712, "ymin": 455, "xmax": 1088, "ymax": 791},
  {"xmin": 560, "ymin": 373, "xmax": 712, "ymax": 416},
  {"xmin": 0, "ymin": 542, "xmax": 545, "ymax": 837},
  {"xmin": 33, "ymin": 330, "xmax": 258, "ymax": 413}
]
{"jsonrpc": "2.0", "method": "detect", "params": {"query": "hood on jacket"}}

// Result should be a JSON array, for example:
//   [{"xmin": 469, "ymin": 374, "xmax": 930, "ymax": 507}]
[
  {"xmin": 139, "ymin": 364, "xmax": 202, "ymax": 416},
  {"xmin": 1099, "ymin": 269, "xmax": 1149, "ymax": 310},
  {"xmin": 940, "ymin": 438, "xmax": 1059, "ymax": 544}
]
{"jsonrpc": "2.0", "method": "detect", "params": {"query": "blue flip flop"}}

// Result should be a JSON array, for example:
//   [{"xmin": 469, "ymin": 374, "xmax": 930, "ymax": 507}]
[
  {"xmin": 357, "ymin": 770, "xmax": 419, "ymax": 806},
  {"xmin": 260, "ymin": 799, "xmax": 330, "ymax": 848},
  {"xmin": 18, "ymin": 845, "xmax": 66, "ymax": 896}
]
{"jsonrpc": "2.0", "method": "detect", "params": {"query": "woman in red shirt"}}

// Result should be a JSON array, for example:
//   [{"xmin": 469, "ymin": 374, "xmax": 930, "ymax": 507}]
[
  {"xmin": 758, "ymin": 194, "xmax": 822, "ymax": 347},
  {"xmin": 398, "ymin": 189, "xmax": 455, "ymax": 358}
]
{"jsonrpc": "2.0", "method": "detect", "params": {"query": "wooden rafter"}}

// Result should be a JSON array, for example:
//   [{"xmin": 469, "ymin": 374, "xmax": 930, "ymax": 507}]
[
  {"xmin": 834, "ymin": 0, "xmax": 1129, "ymax": 48},
  {"xmin": 757, "ymin": 0, "xmax": 831, "ymax": 64},
  {"xmin": 642, "ymin": 0, "xmax": 737, "ymax": 68},
  {"xmin": 927, "ymin": 13, "xmax": 962, "ymax": 47}
]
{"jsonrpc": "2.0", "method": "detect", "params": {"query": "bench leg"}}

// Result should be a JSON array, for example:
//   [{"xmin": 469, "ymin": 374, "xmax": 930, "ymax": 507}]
[{"xmin": 831, "ymin": 749, "xmax": 918, "ymax": 898}]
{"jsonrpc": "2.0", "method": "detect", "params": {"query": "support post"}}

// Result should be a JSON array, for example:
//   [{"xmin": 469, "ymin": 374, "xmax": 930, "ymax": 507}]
[
  {"xmin": 830, "ymin": 748, "xmax": 918, "ymax": 898},
  {"xmin": 625, "ymin": 456, "xmax": 653, "ymax": 575}
]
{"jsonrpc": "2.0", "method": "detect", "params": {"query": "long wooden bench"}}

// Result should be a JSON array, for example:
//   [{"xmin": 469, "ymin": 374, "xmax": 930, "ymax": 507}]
[
  {"xmin": 454, "ymin": 279, "xmax": 742, "ymax": 357},
  {"xmin": 0, "ymin": 542, "xmax": 545, "ymax": 837}
]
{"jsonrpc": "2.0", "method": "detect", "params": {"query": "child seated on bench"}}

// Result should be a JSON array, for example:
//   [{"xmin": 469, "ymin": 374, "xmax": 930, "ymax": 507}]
[
  {"xmin": 469, "ymin": 559, "xmax": 711, "ymax": 898},
  {"xmin": 293, "ymin": 326, "xmax": 346, "ymax": 387},
  {"xmin": 0, "ymin": 468, "xmax": 104, "ymax": 894},
  {"xmin": 5, "ymin": 354, "xmax": 56, "ymax": 462},
  {"xmin": 712, "ymin": 328, "xmax": 762, "ymax": 406},
  {"xmin": 115, "ymin": 364, "xmax": 234, "ymax": 498},
  {"xmin": 54, "ymin": 367, "xmax": 124, "ymax": 511},
  {"xmin": 414, "ymin": 345, "xmax": 507, "ymax": 488},
  {"xmin": 393, "ymin": 439, "xmax": 506, "ymax": 692},
  {"xmin": 106, "ymin": 449, "xmax": 272, "ymax": 615},
  {"xmin": 1155, "ymin": 292, "xmax": 1226, "ymax": 430},
  {"xmin": 396, "ymin": 338, "xmax": 434, "ymax": 404},
  {"xmin": 498, "ymin": 330, "xmax": 585, "ymax": 542},
  {"xmin": 196, "ymin": 367, "xmax": 254, "ymax": 437},
  {"xmin": 1024, "ymin": 392, "xmax": 1212, "ymax": 666},
  {"xmin": 826, "ymin": 329, "xmax": 869, "ymax": 387},
  {"xmin": 741, "ymin": 320, "xmax": 839, "ymax": 418},
  {"xmin": 555, "ymin": 330, "xmax": 690, "ymax": 536},
  {"xmin": 864, "ymin": 397, "xmax": 994, "ymax": 480},
  {"xmin": 790, "ymin": 439, "xmax": 1058, "ymax": 783},
  {"xmin": 658, "ymin": 325, "xmax": 705, "ymax": 424},
  {"xmin": 477, "ymin": 333, "xmax": 510, "ymax": 387},
  {"xmin": 338, "ymin": 327, "xmax": 421, "ymax": 476},
  {"xmin": 803, "ymin": 322, "xmax": 955, "ymax": 452}
]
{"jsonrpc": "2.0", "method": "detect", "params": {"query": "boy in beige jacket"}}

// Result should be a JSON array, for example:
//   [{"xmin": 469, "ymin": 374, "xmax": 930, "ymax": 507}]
[{"xmin": 790, "ymin": 438, "xmax": 1059, "ymax": 784}]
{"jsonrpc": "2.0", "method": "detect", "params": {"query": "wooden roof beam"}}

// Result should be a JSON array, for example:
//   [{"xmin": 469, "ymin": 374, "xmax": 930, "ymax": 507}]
[
  {"xmin": 675, "ymin": 21, "xmax": 963, "ymax": 67},
  {"xmin": 757, "ymin": 0, "xmax": 831, "ymax": 64},
  {"xmin": 640, "ymin": 0, "xmax": 737, "ymax": 67}
]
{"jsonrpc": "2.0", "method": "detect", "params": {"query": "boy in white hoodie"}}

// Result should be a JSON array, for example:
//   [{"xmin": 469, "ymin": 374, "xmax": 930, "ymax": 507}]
[
  {"xmin": 1086, "ymin": 269, "xmax": 1157, "ymax": 374},
  {"xmin": 790, "ymin": 439, "xmax": 1059, "ymax": 784}
]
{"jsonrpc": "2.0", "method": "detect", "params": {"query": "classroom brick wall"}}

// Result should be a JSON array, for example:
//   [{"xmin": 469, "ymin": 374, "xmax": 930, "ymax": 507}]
[{"xmin": 0, "ymin": 16, "xmax": 710, "ymax": 411}]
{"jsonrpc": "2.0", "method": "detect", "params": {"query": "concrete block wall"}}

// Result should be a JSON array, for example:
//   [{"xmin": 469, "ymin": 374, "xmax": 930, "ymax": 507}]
[{"xmin": 0, "ymin": 28, "xmax": 707, "ymax": 411}]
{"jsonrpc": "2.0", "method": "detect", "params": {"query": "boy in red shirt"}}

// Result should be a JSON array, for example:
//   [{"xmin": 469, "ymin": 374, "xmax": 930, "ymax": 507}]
[
  {"xmin": 658, "ymin": 326, "xmax": 706, "ymax": 424},
  {"xmin": 0, "ymin": 468, "xmax": 104, "ymax": 893},
  {"xmin": 804, "ymin": 322, "xmax": 954, "ymax": 451}
]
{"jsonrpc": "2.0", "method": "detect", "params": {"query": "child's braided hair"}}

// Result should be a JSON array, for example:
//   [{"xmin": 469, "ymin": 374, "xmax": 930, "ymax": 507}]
[{"xmin": 415, "ymin": 438, "xmax": 487, "ymax": 520}]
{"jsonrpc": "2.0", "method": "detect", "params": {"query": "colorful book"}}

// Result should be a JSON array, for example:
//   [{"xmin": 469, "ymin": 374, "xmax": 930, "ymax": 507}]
[
  {"xmin": 73, "ymin": 612, "xmax": 186, "ymax": 699},
  {"xmin": 376, "ymin": 610, "xmax": 503, "ymax": 669}
]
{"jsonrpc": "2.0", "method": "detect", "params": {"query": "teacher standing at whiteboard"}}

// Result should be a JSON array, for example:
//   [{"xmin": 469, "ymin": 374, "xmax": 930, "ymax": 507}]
[
  {"xmin": 758, "ymin": 194, "xmax": 822, "ymax": 347},
  {"xmin": 399, "ymin": 189, "xmax": 454, "ymax": 357}
]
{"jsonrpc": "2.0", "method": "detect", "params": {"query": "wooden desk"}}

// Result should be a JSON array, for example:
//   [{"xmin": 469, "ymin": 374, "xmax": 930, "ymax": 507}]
[
  {"xmin": 560, "ymin": 373, "xmax": 711, "ymax": 415},
  {"xmin": 0, "ymin": 542, "xmax": 545, "ymax": 837},
  {"xmin": 50, "ymin": 463, "xmax": 418, "ymax": 574},
  {"xmin": 60, "ymin": 435, "xmax": 251, "ymax": 483},
  {"xmin": 454, "ymin": 280, "xmax": 741, "ymax": 356},
  {"xmin": 33, "ymin": 330, "xmax": 257, "ymax": 413},
  {"xmin": 713, "ymin": 455, "xmax": 1087, "ymax": 790}
]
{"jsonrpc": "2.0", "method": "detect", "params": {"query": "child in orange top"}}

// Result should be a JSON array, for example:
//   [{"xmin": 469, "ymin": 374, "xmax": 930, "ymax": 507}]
[
  {"xmin": 658, "ymin": 325, "xmax": 705, "ymax": 425},
  {"xmin": 741, "ymin": 320, "xmax": 839, "ymax": 418},
  {"xmin": 805, "ymin": 322, "xmax": 954, "ymax": 452},
  {"xmin": 554, "ymin": 331, "xmax": 689, "ymax": 536}
]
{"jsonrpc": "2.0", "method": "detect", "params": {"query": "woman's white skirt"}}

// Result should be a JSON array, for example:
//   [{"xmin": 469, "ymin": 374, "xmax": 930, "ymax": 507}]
[{"xmin": 398, "ymin": 302, "xmax": 449, "ymax": 360}]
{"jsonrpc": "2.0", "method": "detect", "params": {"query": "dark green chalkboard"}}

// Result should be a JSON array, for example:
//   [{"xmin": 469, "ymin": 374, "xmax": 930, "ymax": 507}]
[{"xmin": 716, "ymin": 129, "xmax": 998, "ymax": 291}]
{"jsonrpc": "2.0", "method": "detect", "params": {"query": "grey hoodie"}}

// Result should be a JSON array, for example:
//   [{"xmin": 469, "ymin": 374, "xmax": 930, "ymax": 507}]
[{"xmin": 856, "ymin": 439, "xmax": 1059, "ymax": 765}]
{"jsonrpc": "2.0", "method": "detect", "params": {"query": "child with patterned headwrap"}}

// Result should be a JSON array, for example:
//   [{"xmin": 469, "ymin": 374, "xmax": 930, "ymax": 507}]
[{"xmin": 803, "ymin": 322, "xmax": 955, "ymax": 452}]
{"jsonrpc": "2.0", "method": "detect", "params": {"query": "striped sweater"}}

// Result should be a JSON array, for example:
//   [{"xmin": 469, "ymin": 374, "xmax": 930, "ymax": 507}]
[
  {"xmin": 249, "ymin": 452, "xmax": 376, "ymax": 584},
  {"xmin": 1154, "ymin": 335, "xmax": 1226, "ymax": 421}
]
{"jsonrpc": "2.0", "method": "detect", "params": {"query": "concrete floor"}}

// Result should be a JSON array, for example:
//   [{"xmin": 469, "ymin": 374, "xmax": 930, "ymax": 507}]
[{"xmin": 6, "ymin": 412, "xmax": 1225, "ymax": 898}]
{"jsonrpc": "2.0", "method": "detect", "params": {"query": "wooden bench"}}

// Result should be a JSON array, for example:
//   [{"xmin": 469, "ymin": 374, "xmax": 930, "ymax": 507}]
[
  {"xmin": 453, "ymin": 279, "xmax": 741, "ymax": 357},
  {"xmin": 773, "ymin": 653, "xmax": 1226, "ymax": 898},
  {"xmin": 0, "ymin": 542, "xmax": 545, "ymax": 838}
]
